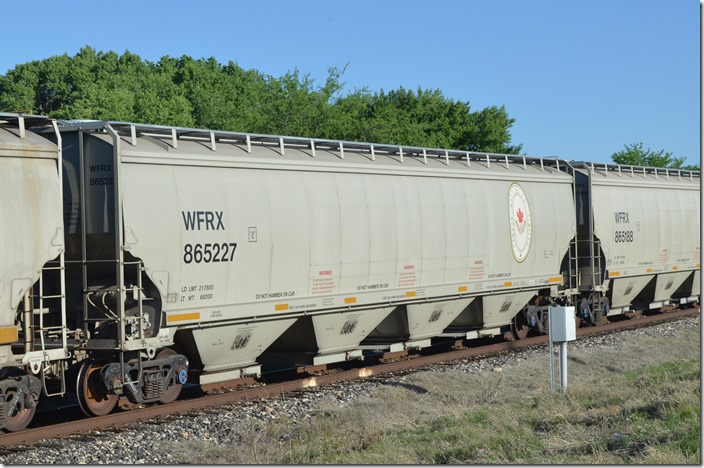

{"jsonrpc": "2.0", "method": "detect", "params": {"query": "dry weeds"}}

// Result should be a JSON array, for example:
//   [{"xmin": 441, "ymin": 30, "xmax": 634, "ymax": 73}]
[{"xmin": 171, "ymin": 317, "xmax": 700, "ymax": 464}]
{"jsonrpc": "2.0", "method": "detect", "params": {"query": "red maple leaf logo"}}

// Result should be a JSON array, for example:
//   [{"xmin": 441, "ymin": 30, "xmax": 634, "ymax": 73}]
[{"xmin": 516, "ymin": 207, "xmax": 524, "ymax": 224}]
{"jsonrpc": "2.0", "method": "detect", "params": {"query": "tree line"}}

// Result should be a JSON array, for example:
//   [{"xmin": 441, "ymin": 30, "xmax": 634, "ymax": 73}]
[
  {"xmin": 611, "ymin": 143, "xmax": 698, "ymax": 171},
  {"xmin": 0, "ymin": 46, "xmax": 696, "ymax": 169},
  {"xmin": 0, "ymin": 46, "xmax": 519, "ymax": 154}
]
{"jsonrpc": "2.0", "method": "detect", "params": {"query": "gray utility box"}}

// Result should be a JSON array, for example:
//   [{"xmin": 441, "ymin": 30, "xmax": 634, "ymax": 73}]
[{"xmin": 548, "ymin": 306, "xmax": 576, "ymax": 342}]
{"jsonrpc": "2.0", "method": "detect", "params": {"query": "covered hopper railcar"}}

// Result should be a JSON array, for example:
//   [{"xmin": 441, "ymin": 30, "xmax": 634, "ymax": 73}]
[
  {"xmin": 50, "ymin": 120, "xmax": 576, "ymax": 384},
  {"xmin": 0, "ymin": 113, "xmax": 699, "ymax": 431},
  {"xmin": 571, "ymin": 162, "xmax": 700, "ymax": 322},
  {"xmin": 0, "ymin": 114, "xmax": 67, "ymax": 431}
]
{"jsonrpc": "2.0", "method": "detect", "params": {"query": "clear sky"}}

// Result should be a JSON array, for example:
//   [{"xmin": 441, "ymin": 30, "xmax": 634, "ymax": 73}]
[{"xmin": 2, "ymin": 0, "xmax": 700, "ymax": 166}]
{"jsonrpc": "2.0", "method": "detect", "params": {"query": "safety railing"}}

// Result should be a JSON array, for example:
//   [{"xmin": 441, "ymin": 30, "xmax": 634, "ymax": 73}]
[
  {"xmin": 575, "ymin": 161, "xmax": 699, "ymax": 181},
  {"xmin": 59, "ymin": 119, "xmax": 573, "ymax": 173}
]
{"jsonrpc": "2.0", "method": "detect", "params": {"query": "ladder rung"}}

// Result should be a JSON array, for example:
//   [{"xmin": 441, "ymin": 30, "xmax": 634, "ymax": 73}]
[
  {"xmin": 36, "ymin": 324, "xmax": 66, "ymax": 329},
  {"xmin": 38, "ymin": 294, "xmax": 64, "ymax": 300}
]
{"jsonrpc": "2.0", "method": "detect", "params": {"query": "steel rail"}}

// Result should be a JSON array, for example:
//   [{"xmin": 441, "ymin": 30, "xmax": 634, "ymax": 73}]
[{"xmin": 0, "ymin": 307, "xmax": 697, "ymax": 449}]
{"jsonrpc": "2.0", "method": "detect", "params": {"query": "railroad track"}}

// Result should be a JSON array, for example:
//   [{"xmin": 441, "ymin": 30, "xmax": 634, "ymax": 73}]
[{"xmin": 0, "ymin": 306, "xmax": 698, "ymax": 449}]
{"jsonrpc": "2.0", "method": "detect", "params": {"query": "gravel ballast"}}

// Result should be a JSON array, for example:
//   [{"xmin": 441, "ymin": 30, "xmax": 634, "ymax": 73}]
[{"xmin": 1, "ymin": 314, "xmax": 699, "ymax": 464}]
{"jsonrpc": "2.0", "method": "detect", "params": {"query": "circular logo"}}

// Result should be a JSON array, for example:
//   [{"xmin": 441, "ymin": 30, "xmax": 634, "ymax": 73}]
[
  {"xmin": 178, "ymin": 368, "xmax": 188, "ymax": 385},
  {"xmin": 508, "ymin": 183, "xmax": 532, "ymax": 262}
]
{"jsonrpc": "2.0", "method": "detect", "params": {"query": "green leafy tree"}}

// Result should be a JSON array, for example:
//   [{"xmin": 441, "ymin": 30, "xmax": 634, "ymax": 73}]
[
  {"xmin": 465, "ymin": 105, "xmax": 521, "ymax": 154},
  {"xmin": 256, "ymin": 66, "xmax": 345, "ymax": 137},
  {"xmin": 0, "ymin": 47, "xmax": 522, "ymax": 154},
  {"xmin": 0, "ymin": 61, "xmax": 41, "ymax": 113},
  {"xmin": 327, "ymin": 87, "xmax": 521, "ymax": 154},
  {"xmin": 610, "ymin": 142, "xmax": 697, "ymax": 170}
]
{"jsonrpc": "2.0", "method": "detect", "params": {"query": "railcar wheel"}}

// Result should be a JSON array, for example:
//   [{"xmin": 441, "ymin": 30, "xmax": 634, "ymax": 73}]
[
  {"xmin": 3, "ymin": 382, "xmax": 36, "ymax": 432},
  {"xmin": 76, "ymin": 359, "xmax": 119, "ymax": 417},
  {"xmin": 574, "ymin": 314, "xmax": 583, "ymax": 329},
  {"xmin": 5, "ymin": 403, "xmax": 35, "ymax": 432},
  {"xmin": 511, "ymin": 312, "xmax": 530, "ymax": 340},
  {"xmin": 156, "ymin": 349, "xmax": 183, "ymax": 404}
]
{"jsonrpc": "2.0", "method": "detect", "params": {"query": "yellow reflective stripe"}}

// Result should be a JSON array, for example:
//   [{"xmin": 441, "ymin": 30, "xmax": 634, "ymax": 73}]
[
  {"xmin": 405, "ymin": 291, "xmax": 416, "ymax": 298},
  {"xmin": 275, "ymin": 303, "xmax": 289, "ymax": 311},
  {"xmin": 166, "ymin": 312, "xmax": 201, "ymax": 324},
  {"xmin": 344, "ymin": 297, "xmax": 357, "ymax": 304},
  {"xmin": 0, "ymin": 326, "xmax": 17, "ymax": 345}
]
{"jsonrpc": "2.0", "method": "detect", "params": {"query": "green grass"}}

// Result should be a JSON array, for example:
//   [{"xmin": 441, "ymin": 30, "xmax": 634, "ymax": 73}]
[
  {"xmin": 315, "ymin": 359, "xmax": 701, "ymax": 464},
  {"xmin": 168, "ymin": 327, "xmax": 701, "ymax": 465}
]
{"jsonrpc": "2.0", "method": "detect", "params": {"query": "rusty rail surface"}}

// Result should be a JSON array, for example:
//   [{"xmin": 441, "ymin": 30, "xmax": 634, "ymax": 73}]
[{"xmin": 0, "ymin": 307, "xmax": 697, "ymax": 449}]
